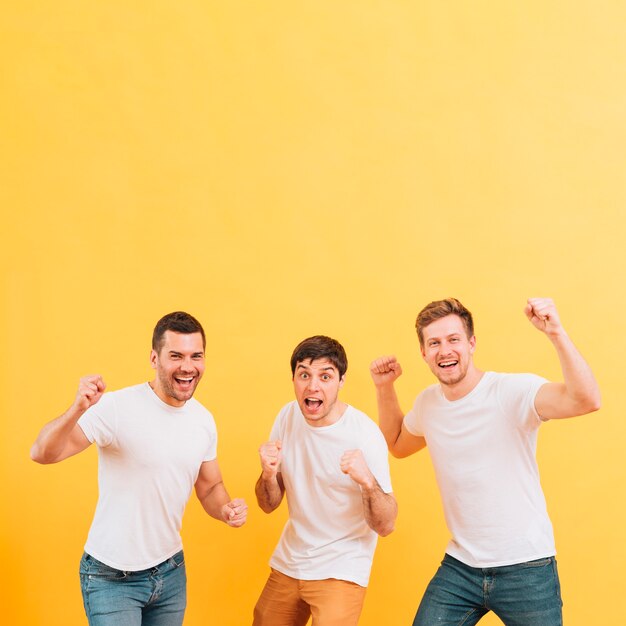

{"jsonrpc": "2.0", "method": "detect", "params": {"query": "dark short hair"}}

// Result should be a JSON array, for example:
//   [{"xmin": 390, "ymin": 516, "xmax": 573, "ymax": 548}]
[
  {"xmin": 152, "ymin": 311, "xmax": 206, "ymax": 352},
  {"xmin": 415, "ymin": 298, "xmax": 474, "ymax": 346},
  {"xmin": 290, "ymin": 335, "xmax": 348, "ymax": 378}
]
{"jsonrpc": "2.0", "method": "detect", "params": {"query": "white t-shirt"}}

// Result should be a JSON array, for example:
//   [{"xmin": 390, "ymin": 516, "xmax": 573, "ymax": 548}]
[
  {"xmin": 78, "ymin": 382, "xmax": 217, "ymax": 570},
  {"xmin": 404, "ymin": 371, "xmax": 555, "ymax": 568},
  {"xmin": 268, "ymin": 401, "xmax": 393, "ymax": 587}
]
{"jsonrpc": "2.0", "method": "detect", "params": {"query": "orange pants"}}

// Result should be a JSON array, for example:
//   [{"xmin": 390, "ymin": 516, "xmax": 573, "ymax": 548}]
[{"xmin": 252, "ymin": 568, "xmax": 367, "ymax": 626}]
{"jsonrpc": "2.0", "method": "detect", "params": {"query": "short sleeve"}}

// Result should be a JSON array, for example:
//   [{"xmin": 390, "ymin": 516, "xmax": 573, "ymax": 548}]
[
  {"xmin": 269, "ymin": 404, "xmax": 288, "ymax": 441},
  {"xmin": 77, "ymin": 393, "xmax": 117, "ymax": 447},
  {"xmin": 203, "ymin": 416, "xmax": 218, "ymax": 462},
  {"xmin": 403, "ymin": 393, "xmax": 424, "ymax": 437},
  {"xmin": 496, "ymin": 373, "xmax": 548, "ymax": 431},
  {"xmin": 362, "ymin": 427, "xmax": 393, "ymax": 493}
]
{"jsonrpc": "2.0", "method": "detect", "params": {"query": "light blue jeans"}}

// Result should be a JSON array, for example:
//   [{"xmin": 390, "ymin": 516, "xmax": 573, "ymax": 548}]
[
  {"xmin": 413, "ymin": 554, "xmax": 563, "ymax": 625},
  {"xmin": 79, "ymin": 551, "xmax": 187, "ymax": 626}
]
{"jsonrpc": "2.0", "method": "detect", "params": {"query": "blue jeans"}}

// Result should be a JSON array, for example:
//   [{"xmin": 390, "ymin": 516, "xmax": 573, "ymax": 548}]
[
  {"xmin": 79, "ymin": 551, "xmax": 187, "ymax": 626},
  {"xmin": 413, "ymin": 554, "xmax": 563, "ymax": 626}
]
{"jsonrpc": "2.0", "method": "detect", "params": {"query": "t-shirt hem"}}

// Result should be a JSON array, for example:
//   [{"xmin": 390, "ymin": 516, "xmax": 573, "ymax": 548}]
[
  {"xmin": 445, "ymin": 549, "xmax": 557, "ymax": 569},
  {"xmin": 269, "ymin": 561, "xmax": 368, "ymax": 587},
  {"xmin": 84, "ymin": 544, "xmax": 184, "ymax": 571}
]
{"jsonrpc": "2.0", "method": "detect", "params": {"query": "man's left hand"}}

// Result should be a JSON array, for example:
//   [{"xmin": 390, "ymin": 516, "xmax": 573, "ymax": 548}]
[
  {"xmin": 525, "ymin": 297, "xmax": 564, "ymax": 337},
  {"xmin": 221, "ymin": 498, "xmax": 248, "ymax": 527},
  {"xmin": 340, "ymin": 449, "xmax": 376, "ymax": 490}
]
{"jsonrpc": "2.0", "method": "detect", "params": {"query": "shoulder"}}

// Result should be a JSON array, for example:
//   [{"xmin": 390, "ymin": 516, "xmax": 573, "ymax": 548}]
[
  {"xmin": 268, "ymin": 401, "xmax": 299, "ymax": 438},
  {"xmin": 107, "ymin": 382, "xmax": 152, "ymax": 404},
  {"xmin": 412, "ymin": 382, "xmax": 441, "ymax": 408},
  {"xmin": 345, "ymin": 404, "xmax": 377, "ymax": 428},
  {"xmin": 491, "ymin": 371, "xmax": 548, "ymax": 393},
  {"xmin": 274, "ymin": 401, "xmax": 299, "ymax": 425},
  {"xmin": 344, "ymin": 405, "xmax": 386, "ymax": 441},
  {"xmin": 278, "ymin": 400, "xmax": 298, "ymax": 417},
  {"xmin": 185, "ymin": 397, "xmax": 217, "ymax": 425}
]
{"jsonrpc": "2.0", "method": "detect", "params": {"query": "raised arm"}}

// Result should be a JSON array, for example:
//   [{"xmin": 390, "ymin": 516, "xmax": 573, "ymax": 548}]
[
  {"xmin": 194, "ymin": 459, "xmax": 247, "ymax": 527},
  {"xmin": 30, "ymin": 375, "xmax": 105, "ymax": 464},
  {"xmin": 255, "ymin": 440, "xmax": 285, "ymax": 513},
  {"xmin": 525, "ymin": 298, "xmax": 601, "ymax": 420},
  {"xmin": 340, "ymin": 449, "xmax": 397, "ymax": 537},
  {"xmin": 370, "ymin": 356, "xmax": 426, "ymax": 458}
]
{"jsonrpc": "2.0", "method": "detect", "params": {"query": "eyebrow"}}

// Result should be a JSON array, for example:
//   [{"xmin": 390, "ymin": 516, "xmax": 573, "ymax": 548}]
[
  {"xmin": 168, "ymin": 350, "xmax": 204, "ymax": 356},
  {"xmin": 296, "ymin": 364, "xmax": 336, "ymax": 372},
  {"xmin": 428, "ymin": 333, "xmax": 462, "ymax": 342}
]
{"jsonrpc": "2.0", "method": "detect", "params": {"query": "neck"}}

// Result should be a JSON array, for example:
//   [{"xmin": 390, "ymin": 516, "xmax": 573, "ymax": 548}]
[
  {"xmin": 440, "ymin": 366, "xmax": 484, "ymax": 401},
  {"xmin": 305, "ymin": 401, "xmax": 348, "ymax": 427},
  {"xmin": 148, "ymin": 380, "xmax": 185, "ymax": 408}
]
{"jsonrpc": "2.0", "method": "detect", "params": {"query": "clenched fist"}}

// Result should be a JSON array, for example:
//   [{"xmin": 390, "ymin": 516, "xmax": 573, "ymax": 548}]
[
  {"xmin": 524, "ymin": 298, "xmax": 564, "ymax": 337},
  {"xmin": 259, "ymin": 440, "xmax": 282, "ymax": 478},
  {"xmin": 73, "ymin": 375, "xmax": 106, "ymax": 412},
  {"xmin": 370, "ymin": 356, "xmax": 403, "ymax": 387},
  {"xmin": 340, "ymin": 449, "xmax": 376, "ymax": 490}
]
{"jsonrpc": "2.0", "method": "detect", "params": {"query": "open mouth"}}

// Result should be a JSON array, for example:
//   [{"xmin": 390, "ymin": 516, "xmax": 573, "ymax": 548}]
[
  {"xmin": 304, "ymin": 398, "xmax": 323, "ymax": 410},
  {"xmin": 174, "ymin": 376, "xmax": 195, "ymax": 388},
  {"xmin": 438, "ymin": 360, "xmax": 458, "ymax": 369}
]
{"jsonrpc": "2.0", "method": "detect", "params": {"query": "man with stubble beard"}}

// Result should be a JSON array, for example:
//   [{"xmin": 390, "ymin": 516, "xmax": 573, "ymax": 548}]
[
  {"xmin": 31, "ymin": 311, "xmax": 247, "ymax": 626},
  {"xmin": 370, "ymin": 298, "xmax": 600, "ymax": 625}
]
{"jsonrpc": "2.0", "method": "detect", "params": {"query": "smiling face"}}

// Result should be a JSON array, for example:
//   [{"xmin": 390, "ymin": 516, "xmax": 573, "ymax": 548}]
[
  {"xmin": 150, "ymin": 330, "xmax": 205, "ymax": 407},
  {"xmin": 293, "ymin": 358, "xmax": 346, "ymax": 427},
  {"xmin": 421, "ymin": 314, "xmax": 477, "ymax": 388}
]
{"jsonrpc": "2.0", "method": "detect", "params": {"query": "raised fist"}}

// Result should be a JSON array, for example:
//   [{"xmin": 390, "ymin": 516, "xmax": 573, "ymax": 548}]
[{"xmin": 370, "ymin": 356, "xmax": 403, "ymax": 387}]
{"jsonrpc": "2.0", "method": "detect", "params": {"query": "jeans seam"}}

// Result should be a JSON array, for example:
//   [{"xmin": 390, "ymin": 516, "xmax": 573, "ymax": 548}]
[{"xmin": 459, "ymin": 608, "xmax": 480, "ymax": 625}]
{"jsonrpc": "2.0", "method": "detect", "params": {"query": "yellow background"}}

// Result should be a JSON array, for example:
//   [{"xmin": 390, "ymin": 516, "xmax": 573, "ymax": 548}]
[{"xmin": 2, "ymin": 2, "xmax": 624, "ymax": 624}]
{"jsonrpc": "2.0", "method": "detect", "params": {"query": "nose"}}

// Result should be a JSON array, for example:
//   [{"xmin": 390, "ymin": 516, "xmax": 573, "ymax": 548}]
[
  {"xmin": 179, "ymin": 357, "xmax": 195, "ymax": 372},
  {"xmin": 306, "ymin": 376, "xmax": 320, "ymax": 391},
  {"xmin": 439, "ymin": 341, "xmax": 453, "ymax": 356}
]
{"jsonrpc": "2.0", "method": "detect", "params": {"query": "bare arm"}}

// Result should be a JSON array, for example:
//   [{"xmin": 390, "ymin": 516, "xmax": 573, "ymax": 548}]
[
  {"xmin": 340, "ymin": 449, "xmax": 397, "ymax": 536},
  {"xmin": 194, "ymin": 459, "xmax": 247, "ymax": 527},
  {"xmin": 255, "ymin": 440, "xmax": 285, "ymax": 513},
  {"xmin": 30, "ymin": 375, "xmax": 105, "ymax": 464},
  {"xmin": 525, "ymin": 298, "xmax": 601, "ymax": 420},
  {"xmin": 370, "ymin": 356, "xmax": 426, "ymax": 458}
]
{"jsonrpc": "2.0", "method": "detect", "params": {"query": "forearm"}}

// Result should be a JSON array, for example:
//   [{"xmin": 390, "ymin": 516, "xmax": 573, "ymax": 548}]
[
  {"xmin": 30, "ymin": 406, "xmax": 84, "ymax": 464},
  {"xmin": 549, "ymin": 330, "xmax": 601, "ymax": 412},
  {"xmin": 255, "ymin": 473, "xmax": 283, "ymax": 513},
  {"xmin": 375, "ymin": 384, "xmax": 405, "ymax": 448},
  {"xmin": 199, "ymin": 481, "xmax": 232, "ymax": 521},
  {"xmin": 361, "ymin": 483, "xmax": 397, "ymax": 537}
]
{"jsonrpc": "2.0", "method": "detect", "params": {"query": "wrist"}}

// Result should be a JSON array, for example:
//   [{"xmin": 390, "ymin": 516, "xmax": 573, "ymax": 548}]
[
  {"xmin": 359, "ymin": 475, "xmax": 377, "ymax": 492},
  {"xmin": 546, "ymin": 327, "xmax": 569, "ymax": 342},
  {"xmin": 67, "ymin": 403, "xmax": 88, "ymax": 421},
  {"xmin": 261, "ymin": 469, "xmax": 278, "ymax": 481}
]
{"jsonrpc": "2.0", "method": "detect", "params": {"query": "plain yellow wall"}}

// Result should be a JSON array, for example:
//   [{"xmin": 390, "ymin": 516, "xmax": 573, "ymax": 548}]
[{"xmin": 2, "ymin": 2, "xmax": 624, "ymax": 624}]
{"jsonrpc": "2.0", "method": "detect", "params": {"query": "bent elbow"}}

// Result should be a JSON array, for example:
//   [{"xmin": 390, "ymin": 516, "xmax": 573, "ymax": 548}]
[
  {"xmin": 256, "ymin": 498, "xmax": 278, "ymax": 514},
  {"xmin": 377, "ymin": 522, "xmax": 395, "ymax": 537},
  {"xmin": 578, "ymin": 390, "xmax": 601, "ymax": 415},
  {"xmin": 30, "ymin": 445, "xmax": 54, "ymax": 464},
  {"xmin": 586, "ymin": 395, "xmax": 602, "ymax": 414}
]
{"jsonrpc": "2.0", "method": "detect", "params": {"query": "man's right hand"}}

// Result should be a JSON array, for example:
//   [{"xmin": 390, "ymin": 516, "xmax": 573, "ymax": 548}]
[
  {"xmin": 259, "ymin": 440, "xmax": 282, "ymax": 478},
  {"xmin": 73, "ymin": 375, "xmax": 106, "ymax": 412},
  {"xmin": 370, "ymin": 356, "xmax": 403, "ymax": 387}
]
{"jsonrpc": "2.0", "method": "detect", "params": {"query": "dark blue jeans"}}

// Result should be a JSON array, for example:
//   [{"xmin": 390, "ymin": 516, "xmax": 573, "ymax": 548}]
[
  {"xmin": 79, "ymin": 551, "xmax": 187, "ymax": 626},
  {"xmin": 413, "ymin": 554, "xmax": 563, "ymax": 626}
]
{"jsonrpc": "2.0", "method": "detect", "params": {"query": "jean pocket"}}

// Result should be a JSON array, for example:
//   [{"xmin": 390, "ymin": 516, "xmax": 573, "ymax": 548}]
[
  {"xmin": 171, "ymin": 551, "xmax": 185, "ymax": 568},
  {"xmin": 82, "ymin": 554, "xmax": 127, "ymax": 580}
]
